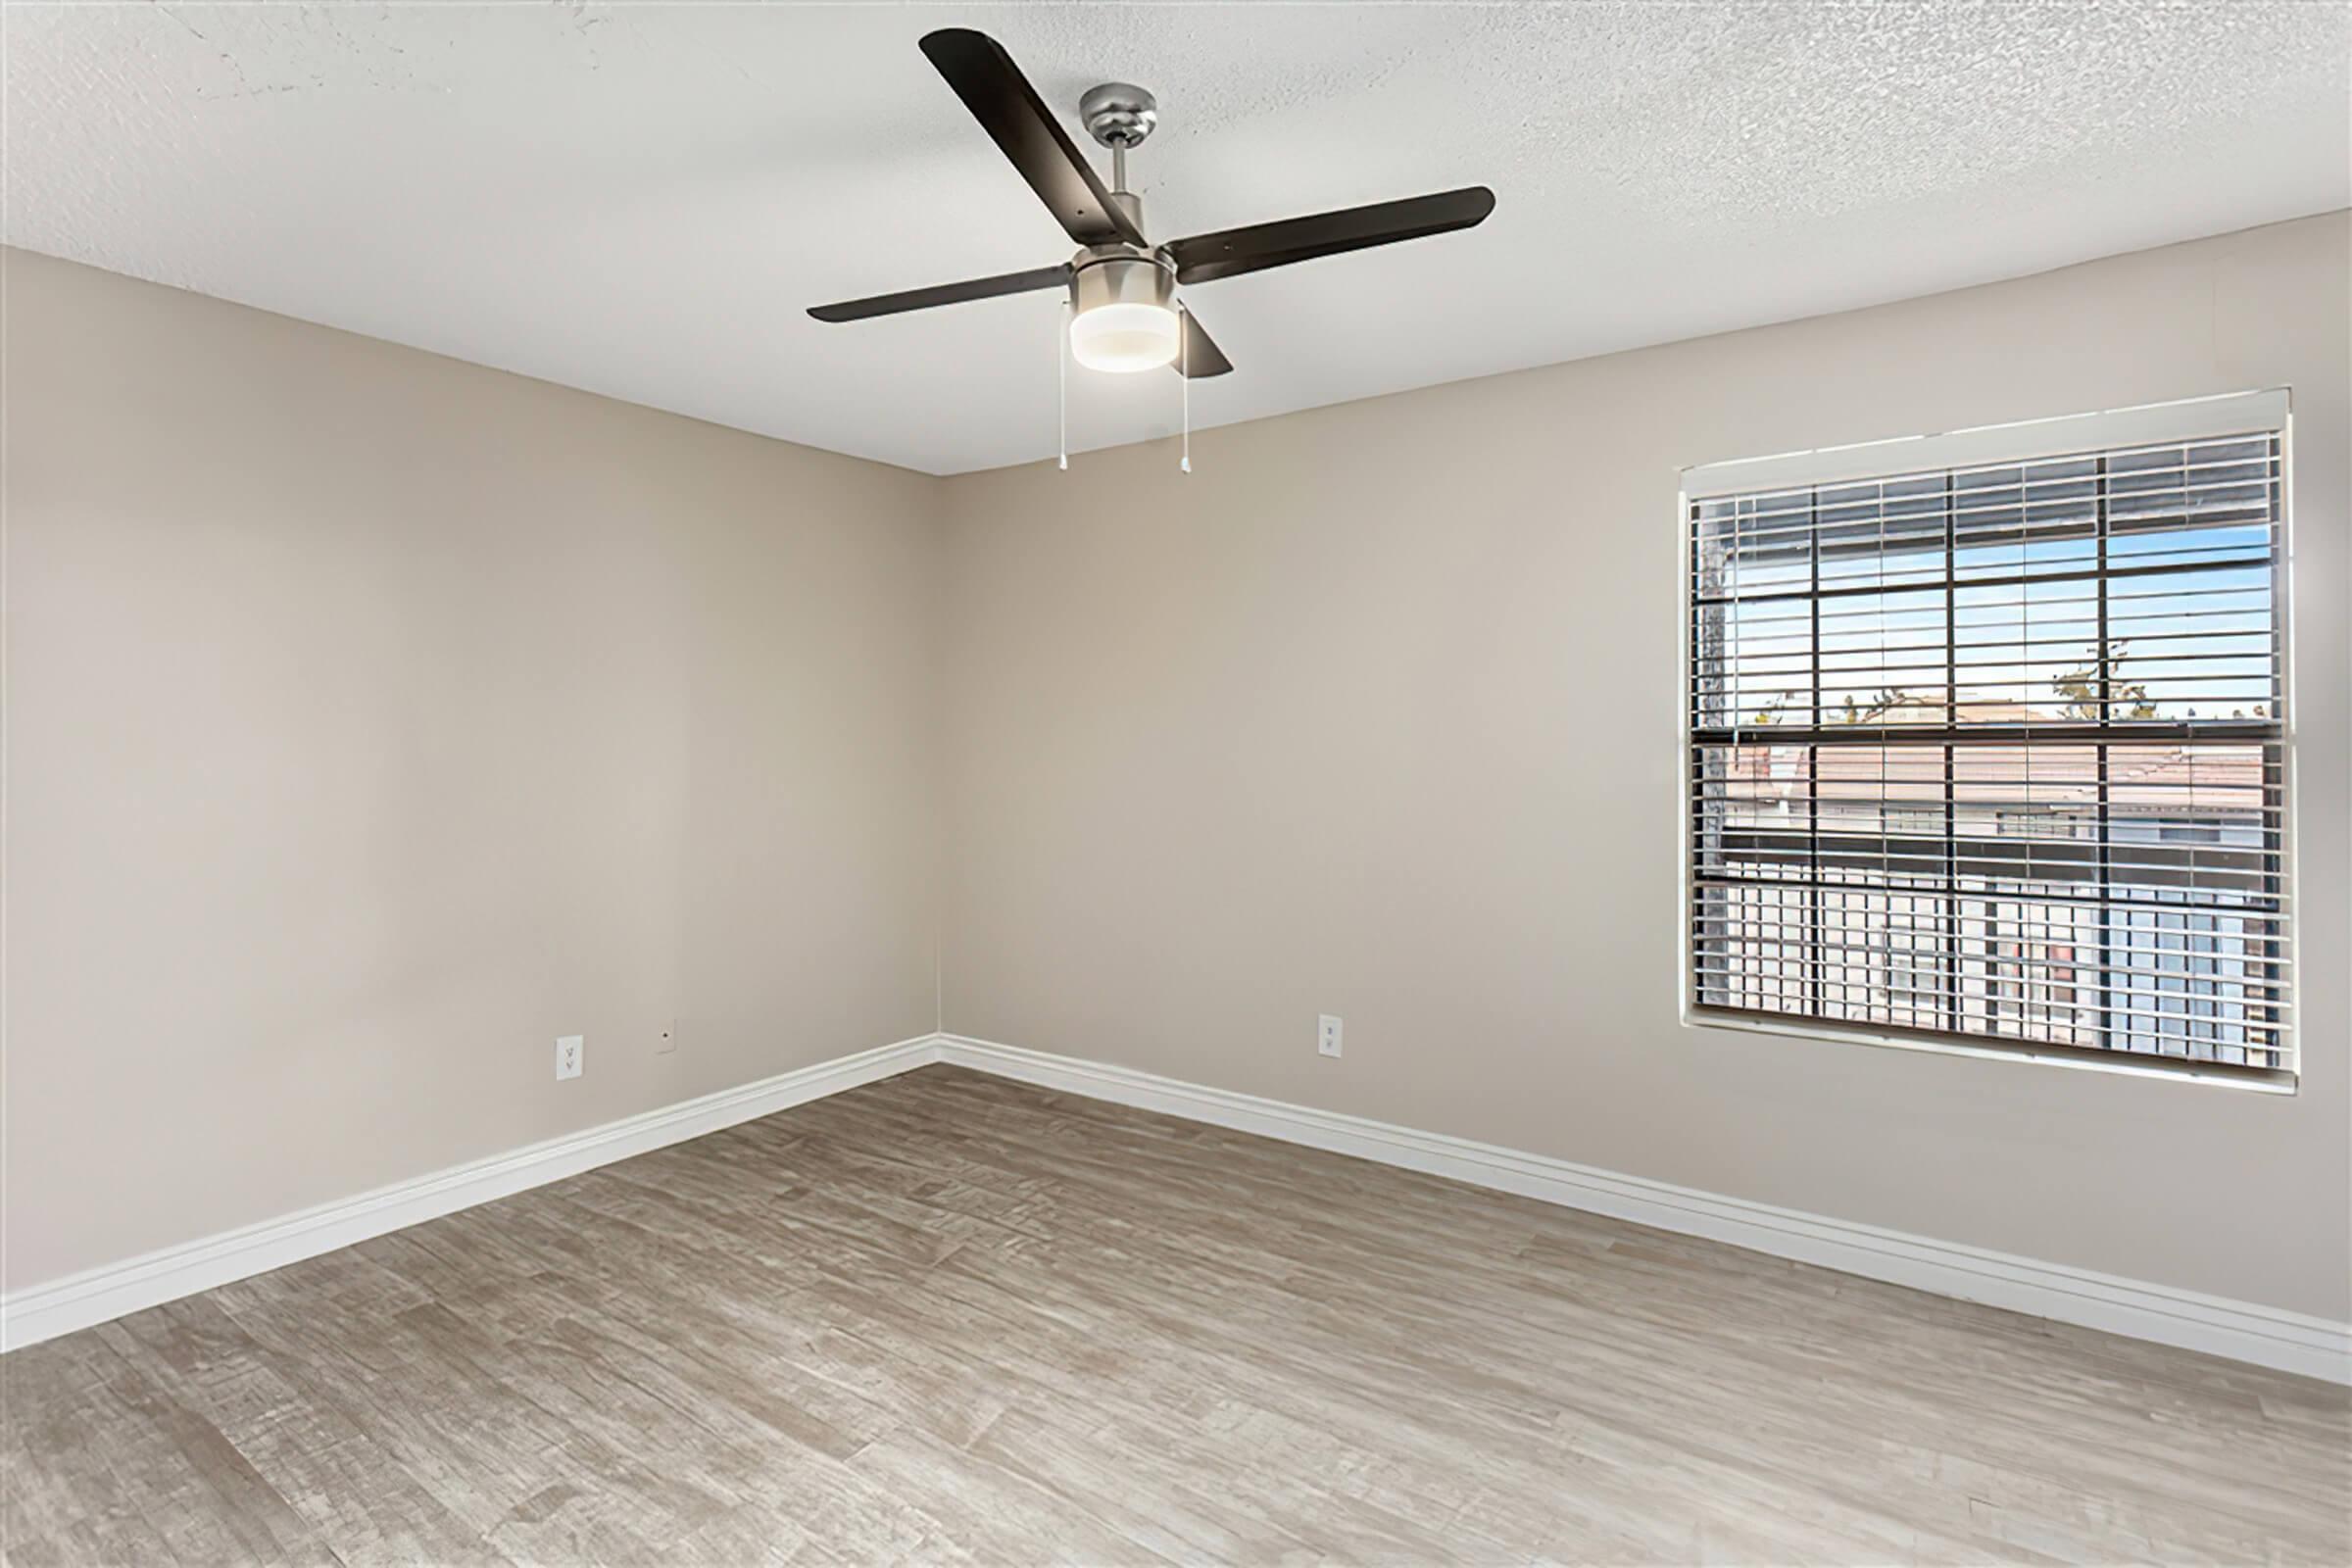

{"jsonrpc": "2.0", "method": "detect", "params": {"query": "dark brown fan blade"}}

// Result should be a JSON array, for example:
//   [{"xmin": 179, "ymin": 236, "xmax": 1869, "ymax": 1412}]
[
  {"xmin": 808, "ymin": 265, "xmax": 1071, "ymax": 323},
  {"xmin": 919, "ymin": 29, "xmax": 1145, "ymax": 249},
  {"xmin": 1165, "ymin": 186, "xmax": 1495, "ymax": 286},
  {"xmin": 1174, "ymin": 309, "xmax": 1233, "ymax": 377}
]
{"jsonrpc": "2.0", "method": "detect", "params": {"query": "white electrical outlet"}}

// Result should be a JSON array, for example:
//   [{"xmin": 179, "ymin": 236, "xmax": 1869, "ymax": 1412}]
[
  {"xmin": 657, "ymin": 1019, "xmax": 678, "ymax": 1055},
  {"xmin": 1318, "ymin": 1014, "xmax": 1344, "ymax": 1057},
  {"xmin": 556, "ymin": 1034, "xmax": 584, "ymax": 1080}
]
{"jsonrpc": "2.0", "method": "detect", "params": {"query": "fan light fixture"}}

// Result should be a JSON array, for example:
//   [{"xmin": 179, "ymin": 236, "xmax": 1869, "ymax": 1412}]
[
  {"xmin": 1069, "ymin": 301, "xmax": 1179, "ymax": 372},
  {"xmin": 1067, "ymin": 250, "xmax": 1180, "ymax": 372}
]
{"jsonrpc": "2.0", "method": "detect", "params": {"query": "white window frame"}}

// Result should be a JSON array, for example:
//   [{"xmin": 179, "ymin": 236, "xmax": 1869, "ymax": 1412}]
[{"xmin": 1675, "ymin": 389, "xmax": 2298, "ymax": 1092}]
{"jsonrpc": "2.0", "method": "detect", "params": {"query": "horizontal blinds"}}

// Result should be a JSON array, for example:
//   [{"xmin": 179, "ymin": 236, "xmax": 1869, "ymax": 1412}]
[{"xmin": 1688, "ymin": 427, "xmax": 2290, "ymax": 1076}]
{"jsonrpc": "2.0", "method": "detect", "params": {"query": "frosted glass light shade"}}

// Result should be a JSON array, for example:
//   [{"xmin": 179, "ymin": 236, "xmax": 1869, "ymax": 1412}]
[{"xmin": 1069, "ymin": 302, "xmax": 1180, "ymax": 372}]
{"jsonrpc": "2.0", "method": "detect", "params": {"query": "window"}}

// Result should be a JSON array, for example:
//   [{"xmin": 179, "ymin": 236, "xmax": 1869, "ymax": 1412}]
[{"xmin": 1684, "ymin": 394, "xmax": 2292, "ymax": 1085}]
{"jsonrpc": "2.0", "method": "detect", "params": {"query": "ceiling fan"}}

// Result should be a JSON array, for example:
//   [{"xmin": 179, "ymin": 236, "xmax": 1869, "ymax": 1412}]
[{"xmin": 808, "ymin": 29, "xmax": 1495, "ymax": 378}]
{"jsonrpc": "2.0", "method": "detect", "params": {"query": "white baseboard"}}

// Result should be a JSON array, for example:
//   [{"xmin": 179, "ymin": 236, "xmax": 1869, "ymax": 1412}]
[
  {"xmin": 14, "ymin": 1030, "xmax": 2345, "ymax": 1385},
  {"xmin": 0, "ymin": 1035, "xmax": 942, "ymax": 1353},
  {"xmin": 936, "ymin": 1034, "xmax": 2352, "ymax": 1386}
]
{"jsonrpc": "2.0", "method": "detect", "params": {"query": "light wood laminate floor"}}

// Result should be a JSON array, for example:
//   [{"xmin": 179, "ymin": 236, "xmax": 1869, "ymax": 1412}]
[{"xmin": 4, "ymin": 1065, "xmax": 2346, "ymax": 1565}]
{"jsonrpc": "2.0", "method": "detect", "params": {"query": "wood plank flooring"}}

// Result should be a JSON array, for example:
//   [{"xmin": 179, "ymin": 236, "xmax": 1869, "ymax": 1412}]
[{"xmin": 4, "ymin": 1064, "xmax": 2346, "ymax": 1565}]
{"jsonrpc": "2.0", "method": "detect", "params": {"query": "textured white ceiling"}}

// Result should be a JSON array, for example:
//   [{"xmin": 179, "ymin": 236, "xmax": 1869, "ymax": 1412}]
[{"xmin": 8, "ymin": 2, "xmax": 2347, "ymax": 474}]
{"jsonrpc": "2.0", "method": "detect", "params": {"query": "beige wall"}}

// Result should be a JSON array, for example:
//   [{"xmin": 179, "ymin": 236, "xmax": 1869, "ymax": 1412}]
[
  {"xmin": 13, "ymin": 217, "xmax": 2347, "ymax": 1322},
  {"xmin": 6, "ymin": 252, "xmax": 945, "ymax": 1287},
  {"xmin": 938, "ymin": 214, "xmax": 2351, "ymax": 1320}
]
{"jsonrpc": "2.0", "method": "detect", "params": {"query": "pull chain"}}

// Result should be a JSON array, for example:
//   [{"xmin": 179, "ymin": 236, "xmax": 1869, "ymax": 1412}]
[
  {"xmin": 1178, "ymin": 303, "xmax": 1191, "ymax": 474},
  {"xmin": 1057, "ymin": 299, "xmax": 1070, "ymax": 471}
]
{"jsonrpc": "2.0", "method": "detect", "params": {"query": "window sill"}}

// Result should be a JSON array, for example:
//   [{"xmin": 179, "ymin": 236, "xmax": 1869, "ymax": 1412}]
[{"xmin": 1682, "ymin": 1005, "xmax": 2297, "ymax": 1094}]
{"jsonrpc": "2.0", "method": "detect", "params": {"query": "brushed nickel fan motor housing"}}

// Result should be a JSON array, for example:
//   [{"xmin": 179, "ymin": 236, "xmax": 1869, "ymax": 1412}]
[
  {"xmin": 1080, "ymin": 83, "xmax": 1158, "ymax": 149},
  {"xmin": 1068, "ymin": 245, "xmax": 1175, "ymax": 316}
]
